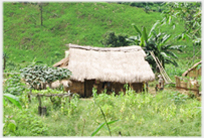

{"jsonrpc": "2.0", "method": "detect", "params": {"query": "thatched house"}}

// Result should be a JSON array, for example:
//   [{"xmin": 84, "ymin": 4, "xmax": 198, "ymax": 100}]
[
  {"xmin": 182, "ymin": 61, "xmax": 201, "ymax": 78},
  {"xmin": 53, "ymin": 44, "xmax": 155, "ymax": 97}
]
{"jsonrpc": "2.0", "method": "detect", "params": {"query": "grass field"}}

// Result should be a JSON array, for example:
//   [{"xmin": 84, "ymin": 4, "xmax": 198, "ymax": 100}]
[{"xmin": 3, "ymin": 85, "xmax": 201, "ymax": 136}]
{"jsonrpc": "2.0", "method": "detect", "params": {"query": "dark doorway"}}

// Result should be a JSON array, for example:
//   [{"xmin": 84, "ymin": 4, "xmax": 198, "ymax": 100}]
[{"xmin": 84, "ymin": 79, "xmax": 95, "ymax": 97}]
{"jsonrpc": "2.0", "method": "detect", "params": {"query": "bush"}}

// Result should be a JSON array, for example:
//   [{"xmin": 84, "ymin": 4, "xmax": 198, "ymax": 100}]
[
  {"xmin": 100, "ymin": 31, "xmax": 130, "ymax": 47},
  {"xmin": 20, "ymin": 65, "xmax": 72, "ymax": 89},
  {"xmin": 3, "ymin": 74, "xmax": 27, "ymax": 95},
  {"xmin": 3, "ymin": 108, "xmax": 48, "ymax": 136}
]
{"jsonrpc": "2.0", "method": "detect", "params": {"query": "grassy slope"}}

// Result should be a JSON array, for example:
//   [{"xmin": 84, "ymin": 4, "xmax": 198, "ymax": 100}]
[
  {"xmin": 3, "ymin": 2, "xmax": 201, "ymax": 80},
  {"xmin": 3, "ymin": 2, "xmax": 194, "ymax": 66}
]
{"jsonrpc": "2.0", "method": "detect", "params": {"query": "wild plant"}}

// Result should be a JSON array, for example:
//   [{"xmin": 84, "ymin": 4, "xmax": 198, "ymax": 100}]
[
  {"xmin": 91, "ymin": 88, "xmax": 119, "ymax": 136},
  {"xmin": 3, "ymin": 74, "xmax": 27, "ymax": 95},
  {"xmin": 67, "ymin": 93, "xmax": 80, "ymax": 116}
]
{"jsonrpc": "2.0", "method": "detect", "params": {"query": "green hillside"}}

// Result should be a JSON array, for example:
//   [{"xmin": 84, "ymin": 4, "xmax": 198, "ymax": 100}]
[{"xmin": 3, "ymin": 2, "xmax": 200, "ymax": 72}]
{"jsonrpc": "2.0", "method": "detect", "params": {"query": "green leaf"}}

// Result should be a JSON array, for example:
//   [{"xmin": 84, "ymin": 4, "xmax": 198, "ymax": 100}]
[
  {"xmin": 102, "ymin": 120, "xmax": 120, "ymax": 130},
  {"xmin": 91, "ymin": 122, "xmax": 106, "ymax": 136},
  {"xmin": 149, "ymin": 21, "xmax": 159, "ymax": 37},
  {"xmin": 3, "ymin": 93, "xmax": 22, "ymax": 109},
  {"xmin": 197, "ymin": 64, "xmax": 201, "ymax": 70},
  {"xmin": 165, "ymin": 51, "xmax": 178, "ymax": 59},
  {"xmin": 161, "ymin": 34, "xmax": 171, "ymax": 44},
  {"xmin": 132, "ymin": 24, "xmax": 141, "ymax": 36},
  {"xmin": 142, "ymin": 26, "xmax": 148, "ymax": 44},
  {"xmin": 169, "ymin": 45, "xmax": 186, "ymax": 52},
  {"xmin": 140, "ymin": 36, "xmax": 144, "ymax": 47},
  {"xmin": 8, "ymin": 122, "xmax": 16, "ymax": 132},
  {"xmin": 91, "ymin": 120, "xmax": 119, "ymax": 136}
]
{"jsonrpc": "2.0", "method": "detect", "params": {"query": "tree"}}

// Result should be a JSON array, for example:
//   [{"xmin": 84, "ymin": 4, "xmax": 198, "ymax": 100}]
[
  {"xmin": 100, "ymin": 31, "xmax": 131, "ymax": 47},
  {"xmin": 161, "ymin": 2, "xmax": 201, "ymax": 64},
  {"xmin": 127, "ymin": 23, "xmax": 185, "ymax": 70},
  {"xmin": 144, "ymin": 30, "xmax": 185, "ymax": 70},
  {"xmin": 127, "ymin": 22, "xmax": 159, "ymax": 47},
  {"xmin": 162, "ymin": 2, "xmax": 201, "ymax": 39},
  {"xmin": 38, "ymin": 2, "xmax": 49, "ymax": 26}
]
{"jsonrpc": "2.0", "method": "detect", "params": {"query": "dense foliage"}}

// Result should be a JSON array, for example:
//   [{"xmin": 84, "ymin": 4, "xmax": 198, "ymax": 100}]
[
  {"xmin": 100, "ymin": 31, "xmax": 130, "ymax": 47},
  {"xmin": 127, "ymin": 22, "xmax": 185, "ymax": 69},
  {"xmin": 20, "ymin": 65, "xmax": 71, "ymax": 89},
  {"xmin": 3, "ymin": 74, "xmax": 26, "ymax": 95},
  {"xmin": 118, "ymin": 2, "xmax": 164, "ymax": 12},
  {"xmin": 162, "ymin": 2, "xmax": 201, "ymax": 42}
]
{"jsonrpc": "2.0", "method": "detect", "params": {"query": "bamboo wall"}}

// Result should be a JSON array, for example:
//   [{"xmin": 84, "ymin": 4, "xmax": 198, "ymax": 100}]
[
  {"xmin": 175, "ymin": 76, "xmax": 199, "ymax": 92},
  {"xmin": 185, "ymin": 68, "xmax": 201, "ymax": 78},
  {"xmin": 67, "ymin": 79, "xmax": 144, "ymax": 97},
  {"xmin": 65, "ymin": 80, "xmax": 84, "ymax": 96},
  {"xmin": 129, "ymin": 83, "xmax": 143, "ymax": 92}
]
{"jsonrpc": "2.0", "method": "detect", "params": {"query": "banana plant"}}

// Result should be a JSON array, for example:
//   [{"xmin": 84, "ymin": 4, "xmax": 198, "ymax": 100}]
[
  {"xmin": 145, "ymin": 30, "xmax": 185, "ymax": 70},
  {"xmin": 127, "ymin": 22, "xmax": 185, "ymax": 70},
  {"xmin": 127, "ymin": 21, "xmax": 159, "ymax": 47}
]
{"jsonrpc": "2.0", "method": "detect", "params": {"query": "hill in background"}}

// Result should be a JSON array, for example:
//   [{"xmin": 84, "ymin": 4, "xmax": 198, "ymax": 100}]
[{"xmin": 3, "ymin": 2, "xmax": 200, "ymax": 72}]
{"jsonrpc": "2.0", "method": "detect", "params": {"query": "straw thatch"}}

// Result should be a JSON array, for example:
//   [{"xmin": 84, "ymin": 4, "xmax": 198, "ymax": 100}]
[
  {"xmin": 54, "ymin": 43, "xmax": 155, "ymax": 83},
  {"xmin": 182, "ymin": 61, "xmax": 201, "ymax": 77}
]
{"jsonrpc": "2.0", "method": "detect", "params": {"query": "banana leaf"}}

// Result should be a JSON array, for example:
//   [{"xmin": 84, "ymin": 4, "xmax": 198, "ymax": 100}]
[{"xmin": 3, "ymin": 93, "xmax": 22, "ymax": 109}]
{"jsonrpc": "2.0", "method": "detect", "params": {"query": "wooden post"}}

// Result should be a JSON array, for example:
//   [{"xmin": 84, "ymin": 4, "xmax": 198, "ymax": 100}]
[
  {"xmin": 41, "ymin": 106, "xmax": 47, "ymax": 116},
  {"xmin": 84, "ymin": 79, "xmax": 86, "ymax": 97},
  {"xmin": 28, "ymin": 90, "xmax": 32, "ymax": 103},
  {"xmin": 28, "ymin": 93, "xmax": 31, "ymax": 103},
  {"xmin": 150, "ymin": 52, "xmax": 168, "ymax": 83},
  {"xmin": 42, "ymin": 83, "xmax": 46, "ymax": 89},
  {"xmin": 37, "ymin": 94, "xmax": 42, "ymax": 116},
  {"xmin": 48, "ymin": 82, "xmax": 52, "ymax": 88}
]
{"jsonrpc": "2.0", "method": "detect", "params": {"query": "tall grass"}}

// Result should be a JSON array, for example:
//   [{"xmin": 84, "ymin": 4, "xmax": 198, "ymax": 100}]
[{"xmin": 3, "ymin": 85, "xmax": 201, "ymax": 136}]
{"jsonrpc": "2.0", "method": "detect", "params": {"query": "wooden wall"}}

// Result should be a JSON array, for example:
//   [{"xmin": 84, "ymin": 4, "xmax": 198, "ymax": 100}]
[
  {"xmin": 186, "ymin": 68, "xmax": 201, "ymax": 78},
  {"xmin": 66, "ymin": 79, "xmax": 144, "ymax": 97},
  {"xmin": 65, "ymin": 80, "xmax": 84, "ymax": 96},
  {"xmin": 129, "ymin": 83, "xmax": 143, "ymax": 92},
  {"xmin": 84, "ymin": 80, "xmax": 144, "ymax": 97}
]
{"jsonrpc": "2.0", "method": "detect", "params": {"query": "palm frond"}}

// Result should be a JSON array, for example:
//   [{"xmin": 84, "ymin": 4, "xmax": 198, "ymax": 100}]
[
  {"xmin": 161, "ymin": 52, "xmax": 171, "ymax": 59},
  {"xmin": 165, "ymin": 51, "xmax": 178, "ymax": 59},
  {"xmin": 161, "ymin": 34, "xmax": 171, "ymax": 44},
  {"xmin": 148, "ymin": 21, "xmax": 159, "ymax": 37},
  {"xmin": 161, "ymin": 44, "xmax": 171, "ymax": 50},
  {"xmin": 169, "ymin": 45, "xmax": 186, "ymax": 52},
  {"xmin": 165, "ymin": 59, "xmax": 178, "ymax": 67},
  {"xmin": 132, "ymin": 24, "xmax": 141, "ymax": 36}
]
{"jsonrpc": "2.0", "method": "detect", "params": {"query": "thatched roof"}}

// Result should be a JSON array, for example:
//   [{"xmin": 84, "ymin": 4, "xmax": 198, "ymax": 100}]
[
  {"xmin": 182, "ymin": 61, "xmax": 202, "ymax": 77},
  {"xmin": 54, "ymin": 43, "xmax": 155, "ymax": 83}
]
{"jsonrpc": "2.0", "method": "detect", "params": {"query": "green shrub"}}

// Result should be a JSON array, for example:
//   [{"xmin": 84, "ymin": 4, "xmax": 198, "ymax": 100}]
[
  {"xmin": 20, "ymin": 65, "xmax": 71, "ymax": 89},
  {"xmin": 3, "ymin": 74, "xmax": 27, "ymax": 95}
]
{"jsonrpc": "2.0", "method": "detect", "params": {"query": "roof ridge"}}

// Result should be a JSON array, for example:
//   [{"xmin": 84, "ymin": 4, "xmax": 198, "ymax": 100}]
[{"xmin": 66, "ymin": 43, "xmax": 142, "ymax": 52}]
